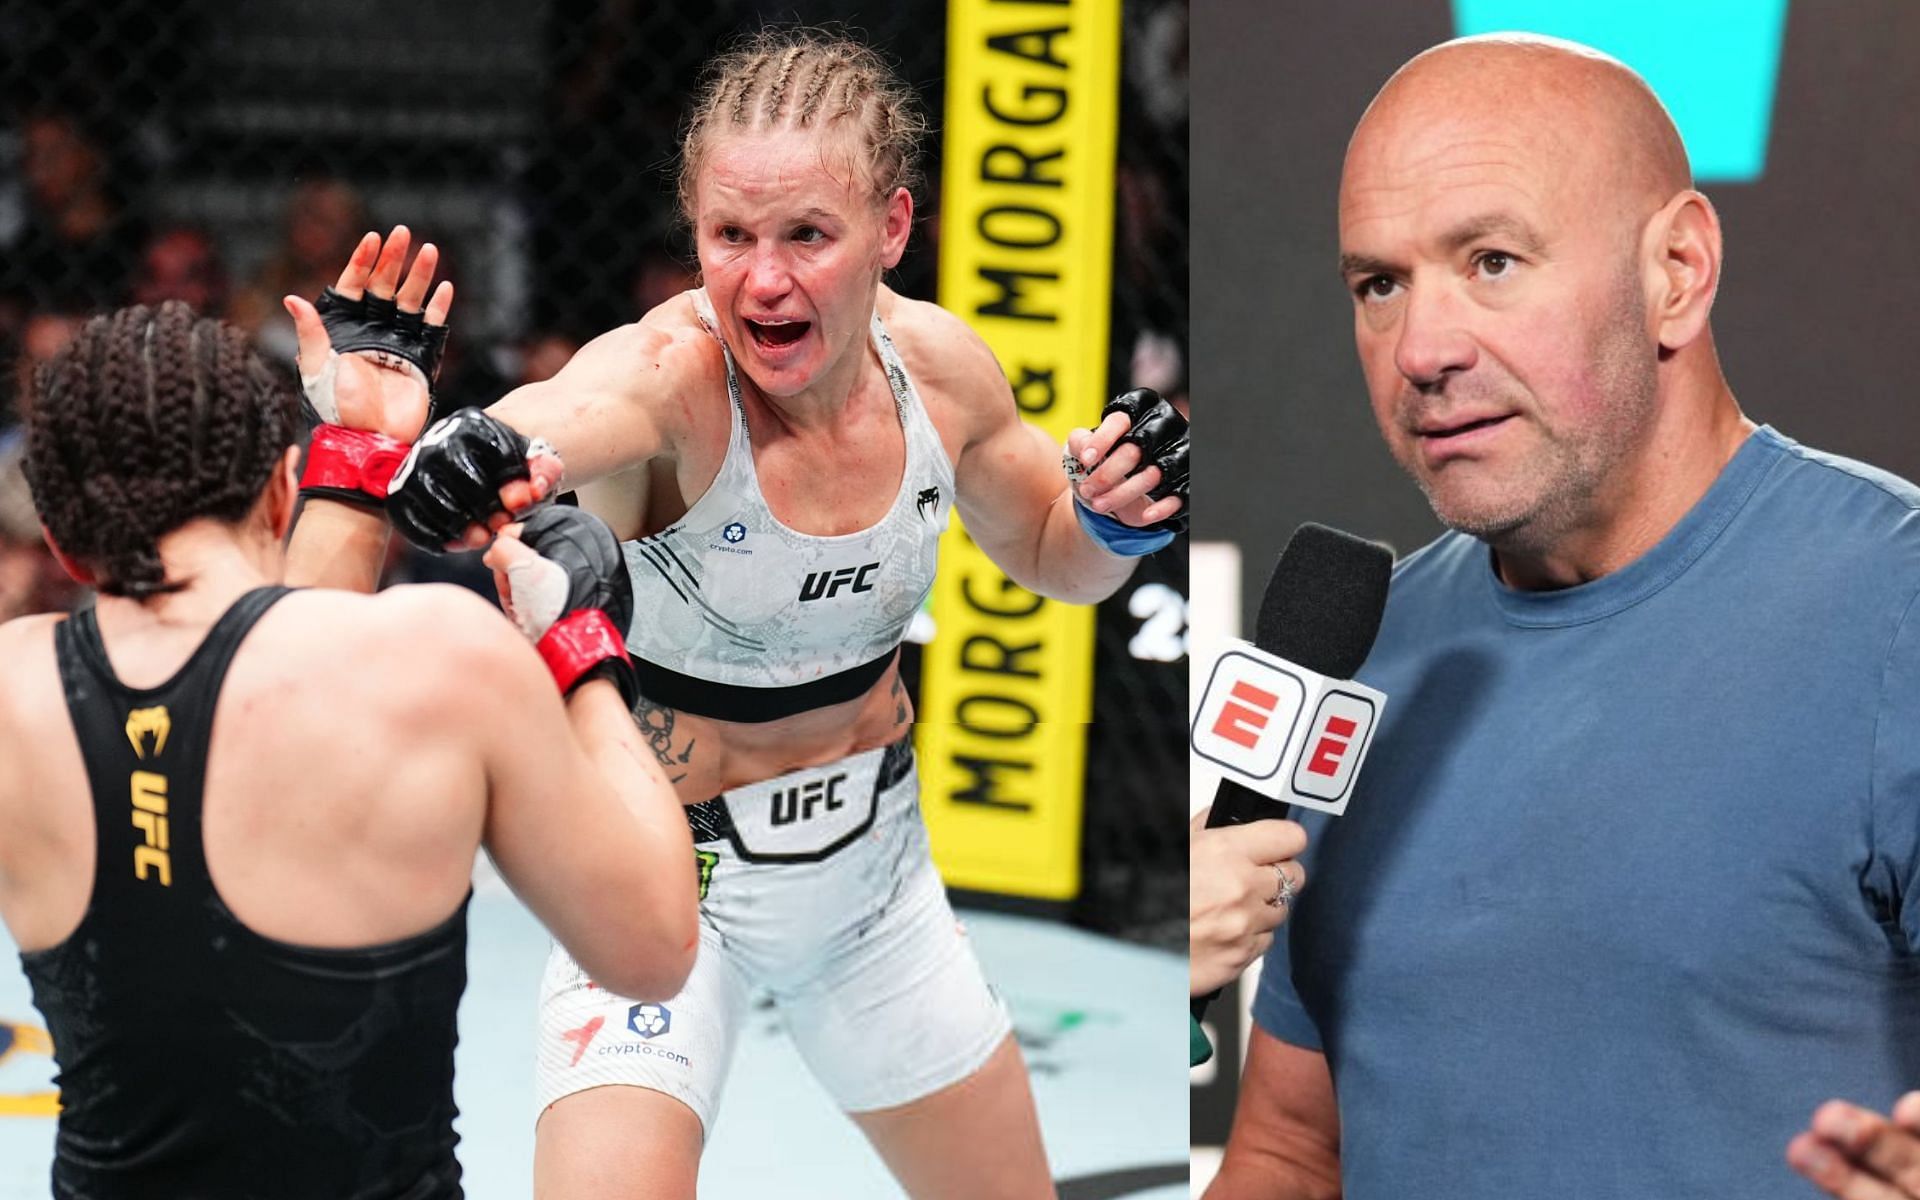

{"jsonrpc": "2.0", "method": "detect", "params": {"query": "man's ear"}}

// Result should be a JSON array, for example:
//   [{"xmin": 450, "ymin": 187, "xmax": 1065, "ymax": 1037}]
[{"xmin": 1645, "ymin": 189, "xmax": 1722, "ymax": 353}]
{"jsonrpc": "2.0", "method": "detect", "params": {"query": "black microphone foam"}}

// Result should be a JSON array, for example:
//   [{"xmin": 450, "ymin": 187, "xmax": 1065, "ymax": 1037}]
[{"xmin": 1254, "ymin": 522, "xmax": 1394, "ymax": 679}]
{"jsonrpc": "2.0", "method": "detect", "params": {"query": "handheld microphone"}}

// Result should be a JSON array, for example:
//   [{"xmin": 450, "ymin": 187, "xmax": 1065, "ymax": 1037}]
[
  {"xmin": 1191, "ymin": 523, "xmax": 1392, "ymax": 1021},
  {"xmin": 1194, "ymin": 524, "xmax": 1392, "ymax": 821}
]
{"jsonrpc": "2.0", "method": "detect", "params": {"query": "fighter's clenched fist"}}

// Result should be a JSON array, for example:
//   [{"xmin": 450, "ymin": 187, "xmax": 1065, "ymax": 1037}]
[
  {"xmin": 1066, "ymin": 387, "xmax": 1189, "ymax": 555},
  {"xmin": 484, "ymin": 507, "xmax": 639, "ymax": 708},
  {"xmin": 389, "ymin": 408, "xmax": 562, "ymax": 552}
]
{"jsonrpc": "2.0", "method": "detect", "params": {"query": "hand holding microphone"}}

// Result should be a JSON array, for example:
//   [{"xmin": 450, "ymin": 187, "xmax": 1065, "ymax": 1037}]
[
  {"xmin": 1190, "ymin": 523, "xmax": 1392, "ymax": 1024},
  {"xmin": 1189, "ymin": 809, "xmax": 1308, "ymax": 997}
]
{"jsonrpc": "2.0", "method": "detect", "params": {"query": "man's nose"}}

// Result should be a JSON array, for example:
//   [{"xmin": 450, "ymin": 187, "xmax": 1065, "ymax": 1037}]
[{"xmin": 1393, "ymin": 280, "xmax": 1477, "ymax": 388}]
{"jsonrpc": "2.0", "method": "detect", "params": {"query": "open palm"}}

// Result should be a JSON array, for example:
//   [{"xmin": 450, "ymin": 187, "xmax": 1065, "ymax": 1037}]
[{"xmin": 283, "ymin": 225, "xmax": 452, "ymax": 441}]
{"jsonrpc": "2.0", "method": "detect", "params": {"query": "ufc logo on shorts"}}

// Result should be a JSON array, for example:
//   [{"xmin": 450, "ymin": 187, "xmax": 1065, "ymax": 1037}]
[
  {"xmin": 770, "ymin": 773, "xmax": 848, "ymax": 826},
  {"xmin": 799, "ymin": 563, "xmax": 879, "ymax": 601},
  {"xmin": 1190, "ymin": 651, "xmax": 1306, "ymax": 780}
]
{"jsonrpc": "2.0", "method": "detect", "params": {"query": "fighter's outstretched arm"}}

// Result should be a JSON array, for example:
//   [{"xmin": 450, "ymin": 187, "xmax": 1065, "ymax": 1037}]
[{"xmin": 376, "ymin": 320, "xmax": 690, "ymax": 555}]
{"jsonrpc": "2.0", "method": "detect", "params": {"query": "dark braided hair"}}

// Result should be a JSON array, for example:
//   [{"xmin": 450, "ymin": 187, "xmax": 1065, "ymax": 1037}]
[{"xmin": 24, "ymin": 302, "xmax": 301, "ymax": 599}]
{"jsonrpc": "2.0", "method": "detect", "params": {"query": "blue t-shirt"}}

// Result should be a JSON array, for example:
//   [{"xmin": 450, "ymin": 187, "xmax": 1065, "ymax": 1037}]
[{"xmin": 1254, "ymin": 426, "xmax": 1920, "ymax": 1198}]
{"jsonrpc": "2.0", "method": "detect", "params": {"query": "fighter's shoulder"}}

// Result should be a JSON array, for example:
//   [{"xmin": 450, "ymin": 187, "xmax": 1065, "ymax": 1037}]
[
  {"xmin": 0, "ymin": 610, "xmax": 59, "ymax": 655},
  {"xmin": 269, "ymin": 586, "xmax": 533, "ymax": 701},
  {"xmin": 562, "ymin": 293, "xmax": 728, "ymax": 400},
  {"xmin": 0, "ymin": 613, "xmax": 61, "ymax": 709},
  {"xmin": 876, "ymin": 289, "xmax": 1009, "ymax": 421}
]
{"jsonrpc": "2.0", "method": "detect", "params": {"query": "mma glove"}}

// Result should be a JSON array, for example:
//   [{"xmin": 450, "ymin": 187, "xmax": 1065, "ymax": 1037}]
[
  {"xmin": 1072, "ymin": 386, "xmax": 1190, "ymax": 555},
  {"xmin": 297, "ymin": 286, "xmax": 453, "ymax": 510},
  {"xmin": 386, "ymin": 408, "xmax": 542, "ymax": 551},
  {"xmin": 503, "ymin": 507, "xmax": 640, "ymax": 708}
]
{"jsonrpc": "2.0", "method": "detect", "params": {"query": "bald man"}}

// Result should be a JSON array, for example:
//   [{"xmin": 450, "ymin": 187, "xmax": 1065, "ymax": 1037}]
[{"xmin": 1207, "ymin": 35, "xmax": 1920, "ymax": 1200}]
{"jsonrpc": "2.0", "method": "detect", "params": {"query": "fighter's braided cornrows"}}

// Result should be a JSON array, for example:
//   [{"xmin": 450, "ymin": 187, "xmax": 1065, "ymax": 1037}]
[
  {"xmin": 24, "ymin": 302, "xmax": 301, "ymax": 598},
  {"xmin": 679, "ymin": 29, "xmax": 928, "ymax": 221}
]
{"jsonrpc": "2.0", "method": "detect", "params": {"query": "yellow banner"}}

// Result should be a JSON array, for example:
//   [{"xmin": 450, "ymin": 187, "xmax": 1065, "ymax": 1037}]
[{"xmin": 922, "ymin": 0, "xmax": 1121, "ymax": 900}]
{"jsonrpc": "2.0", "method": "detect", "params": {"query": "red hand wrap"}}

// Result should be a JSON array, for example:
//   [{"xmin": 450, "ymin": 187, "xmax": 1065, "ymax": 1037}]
[
  {"xmin": 536, "ymin": 609, "xmax": 633, "ymax": 696},
  {"xmin": 301, "ymin": 425, "xmax": 413, "ymax": 502}
]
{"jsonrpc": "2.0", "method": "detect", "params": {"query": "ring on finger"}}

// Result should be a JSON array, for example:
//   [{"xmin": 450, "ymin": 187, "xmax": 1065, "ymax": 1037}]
[{"xmin": 1265, "ymin": 862, "xmax": 1299, "ymax": 909}]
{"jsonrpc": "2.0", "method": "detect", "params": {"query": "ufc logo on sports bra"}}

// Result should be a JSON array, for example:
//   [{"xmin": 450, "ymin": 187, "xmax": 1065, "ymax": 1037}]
[
  {"xmin": 799, "ymin": 563, "xmax": 879, "ymax": 602},
  {"xmin": 769, "ymin": 773, "xmax": 848, "ymax": 826}
]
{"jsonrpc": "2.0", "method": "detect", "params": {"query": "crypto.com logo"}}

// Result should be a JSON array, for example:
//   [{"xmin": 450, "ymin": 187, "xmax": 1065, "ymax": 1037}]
[
  {"xmin": 1453, "ymin": 0, "xmax": 1789, "ymax": 182},
  {"xmin": 627, "ymin": 1003, "xmax": 671, "ymax": 1039}
]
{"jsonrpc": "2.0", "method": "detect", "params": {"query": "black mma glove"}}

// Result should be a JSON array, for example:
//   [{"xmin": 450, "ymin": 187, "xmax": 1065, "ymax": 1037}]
[
  {"xmin": 296, "ymin": 286, "xmax": 453, "ymax": 508},
  {"xmin": 1102, "ymin": 387, "xmax": 1189, "ymax": 534},
  {"xmin": 313, "ymin": 286, "xmax": 450, "ymax": 412},
  {"xmin": 386, "ymin": 408, "xmax": 538, "ymax": 551},
  {"xmin": 507, "ymin": 506, "xmax": 639, "ymax": 708},
  {"xmin": 1064, "ymin": 387, "xmax": 1189, "ymax": 556}
]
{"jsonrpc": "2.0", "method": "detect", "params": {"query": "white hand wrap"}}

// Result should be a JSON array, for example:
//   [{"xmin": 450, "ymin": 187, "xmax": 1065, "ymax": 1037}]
[
  {"xmin": 300, "ymin": 347, "xmax": 432, "ymax": 427},
  {"xmin": 301, "ymin": 349, "xmax": 343, "ymax": 424},
  {"xmin": 506, "ymin": 552, "xmax": 571, "ymax": 642}
]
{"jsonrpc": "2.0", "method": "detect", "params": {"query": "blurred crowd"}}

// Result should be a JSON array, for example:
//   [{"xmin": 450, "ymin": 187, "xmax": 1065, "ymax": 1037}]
[{"xmin": 0, "ymin": 98, "xmax": 687, "ymax": 617}]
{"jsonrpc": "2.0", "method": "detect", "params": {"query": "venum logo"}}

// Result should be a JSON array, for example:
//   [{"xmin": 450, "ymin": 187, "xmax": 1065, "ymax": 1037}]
[
  {"xmin": 916, "ymin": 486, "xmax": 940, "ymax": 521},
  {"xmin": 799, "ymin": 563, "xmax": 879, "ymax": 601},
  {"xmin": 770, "ymin": 773, "xmax": 848, "ymax": 826},
  {"xmin": 125, "ymin": 706, "xmax": 171, "ymax": 758}
]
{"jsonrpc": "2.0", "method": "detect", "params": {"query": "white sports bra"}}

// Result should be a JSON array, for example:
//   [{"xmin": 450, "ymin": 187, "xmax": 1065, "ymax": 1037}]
[{"xmin": 620, "ymin": 290, "xmax": 954, "ymax": 722}]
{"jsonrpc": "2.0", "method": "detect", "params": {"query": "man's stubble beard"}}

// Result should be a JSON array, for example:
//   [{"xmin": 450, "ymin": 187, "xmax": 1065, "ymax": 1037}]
[{"xmin": 1408, "ymin": 267, "xmax": 1659, "ymax": 558}]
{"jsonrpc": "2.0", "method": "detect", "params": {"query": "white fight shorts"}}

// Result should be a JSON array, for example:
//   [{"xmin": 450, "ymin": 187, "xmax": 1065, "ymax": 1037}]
[{"xmin": 532, "ymin": 738, "xmax": 1011, "ymax": 1135}]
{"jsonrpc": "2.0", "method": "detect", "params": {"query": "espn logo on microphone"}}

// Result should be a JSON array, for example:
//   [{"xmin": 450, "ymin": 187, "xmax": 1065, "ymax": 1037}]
[
  {"xmin": 1191, "ymin": 642, "xmax": 1385, "ymax": 816},
  {"xmin": 1291, "ymin": 690, "xmax": 1375, "ymax": 804},
  {"xmin": 1193, "ymin": 652, "xmax": 1307, "ymax": 780}
]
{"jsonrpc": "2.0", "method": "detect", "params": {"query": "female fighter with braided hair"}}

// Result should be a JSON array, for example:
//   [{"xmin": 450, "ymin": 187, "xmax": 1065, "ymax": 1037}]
[
  {"xmin": 287, "ymin": 28, "xmax": 1187, "ymax": 1200},
  {"xmin": 0, "ymin": 296, "xmax": 699, "ymax": 1197}
]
